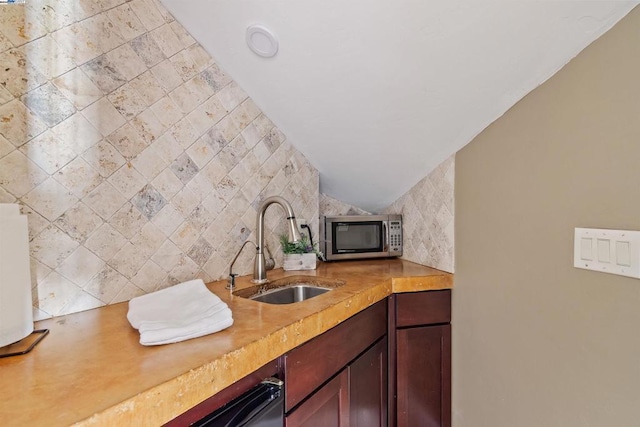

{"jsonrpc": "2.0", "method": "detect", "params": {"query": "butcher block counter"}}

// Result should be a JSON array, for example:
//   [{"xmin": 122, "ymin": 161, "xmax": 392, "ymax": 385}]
[{"xmin": 0, "ymin": 259, "xmax": 452, "ymax": 426}]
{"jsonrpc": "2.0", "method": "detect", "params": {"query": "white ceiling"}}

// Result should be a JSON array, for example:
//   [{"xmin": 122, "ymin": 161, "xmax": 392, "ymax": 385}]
[{"xmin": 160, "ymin": 1, "xmax": 637, "ymax": 212}]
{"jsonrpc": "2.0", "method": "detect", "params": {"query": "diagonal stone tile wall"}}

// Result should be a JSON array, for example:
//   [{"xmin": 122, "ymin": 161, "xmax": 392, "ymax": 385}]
[
  {"xmin": 0, "ymin": 0, "xmax": 319, "ymax": 319},
  {"xmin": 383, "ymin": 155, "xmax": 454, "ymax": 273},
  {"xmin": 319, "ymin": 193, "xmax": 371, "ymax": 216}
]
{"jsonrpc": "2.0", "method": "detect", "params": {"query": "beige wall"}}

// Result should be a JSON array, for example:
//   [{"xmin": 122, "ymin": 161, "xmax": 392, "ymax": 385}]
[
  {"xmin": 0, "ymin": 0, "xmax": 318, "ymax": 319},
  {"xmin": 454, "ymin": 6, "xmax": 640, "ymax": 426}
]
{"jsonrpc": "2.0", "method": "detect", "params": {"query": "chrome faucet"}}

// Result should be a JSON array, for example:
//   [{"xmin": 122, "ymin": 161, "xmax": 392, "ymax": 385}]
[{"xmin": 253, "ymin": 196, "xmax": 301, "ymax": 284}]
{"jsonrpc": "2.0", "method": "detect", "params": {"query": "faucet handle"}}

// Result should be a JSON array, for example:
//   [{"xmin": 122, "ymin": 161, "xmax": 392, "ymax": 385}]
[{"xmin": 264, "ymin": 244, "xmax": 275, "ymax": 271}]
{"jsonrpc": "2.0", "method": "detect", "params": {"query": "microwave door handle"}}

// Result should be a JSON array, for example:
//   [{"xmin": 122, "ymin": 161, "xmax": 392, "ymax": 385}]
[{"xmin": 383, "ymin": 222, "xmax": 389, "ymax": 252}]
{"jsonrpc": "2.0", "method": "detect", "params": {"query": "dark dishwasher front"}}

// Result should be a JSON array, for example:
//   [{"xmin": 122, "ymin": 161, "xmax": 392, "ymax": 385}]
[{"xmin": 191, "ymin": 378, "xmax": 284, "ymax": 427}]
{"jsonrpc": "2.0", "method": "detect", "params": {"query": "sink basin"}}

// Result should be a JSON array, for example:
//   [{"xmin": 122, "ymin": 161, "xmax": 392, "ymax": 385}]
[
  {"xmin": 250, "ymin": 285, "xmax": 331, "ymax": 304},
  {"xmin": 233, "ymin": 276, "xmax": 345, "ymax": 305}
]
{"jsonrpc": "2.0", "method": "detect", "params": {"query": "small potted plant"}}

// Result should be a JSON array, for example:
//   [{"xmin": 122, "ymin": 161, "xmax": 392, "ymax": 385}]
[{"xmin": 280, "ymin": 234, "xmax": 321, "ymax": 271}]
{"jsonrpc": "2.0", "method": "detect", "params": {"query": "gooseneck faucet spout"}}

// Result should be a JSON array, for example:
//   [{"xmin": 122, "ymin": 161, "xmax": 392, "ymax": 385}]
[{"xmin": 254, "ymin": 196, "xmax": 301, "ymax": 284}]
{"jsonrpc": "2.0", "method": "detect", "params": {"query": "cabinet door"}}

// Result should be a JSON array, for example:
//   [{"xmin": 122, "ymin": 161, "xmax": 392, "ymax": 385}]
[
  {"xmin": 349, "ymin": 337, "xmax": 388, "ymax": 427},
  {"xmin": 396, "ymin": 324, "xmax": 451, "ymax": 427},
  {"xmin": 286, "ymin": 369, "xmax": 349, "ymax": 427}
]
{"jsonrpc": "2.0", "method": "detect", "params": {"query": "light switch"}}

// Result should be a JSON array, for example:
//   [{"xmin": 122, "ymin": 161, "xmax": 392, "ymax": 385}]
[
  {"xmin": 616, "ymin": 241, "xmax": 631, "ymax": 266},
  {"xmin": 580, "ymin": 238, "xmax": 593, "ymax": 260},
  {"xmin": 574, "ymin": 228, "xmax": 640, "ymax": 279},
  {"xmin": 597, "ymin": 239, "xmax": 611, "ymax": 263}
]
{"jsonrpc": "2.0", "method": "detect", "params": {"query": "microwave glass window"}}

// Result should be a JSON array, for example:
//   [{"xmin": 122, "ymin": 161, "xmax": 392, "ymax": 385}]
[{"xmin": 332, "ymin": 222, "xmax": 383, "ymax": 253}]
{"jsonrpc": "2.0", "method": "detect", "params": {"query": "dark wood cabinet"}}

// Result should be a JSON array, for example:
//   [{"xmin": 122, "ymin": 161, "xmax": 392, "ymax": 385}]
[
  {"xmin": 285, "ymin": 369, "xmax": 349, "ymax": 427},
  {"xmin": 169, "ymin": 289, "xmax": 451, "ymax": 427},
  {"xmin": 389, "ymin": 290, "xmax": 452, "ymax": 427},
  {"xmin": 284, "ymin": 301, "xmax": 386, "ymax": 412},
  {"xmin": 285, "ymin": 300, "xmax": 387, "ymax": 427},
  {"xmin": 286, "ymin": 336, "xmax": 388, "ymax": 427},
  {"xmin": 396, "ymin": 324, "xmax": 451, "ymax": 427},
  {"xmin": 349, "ymin": 336, "xmax": 388, "ymax": 427}
]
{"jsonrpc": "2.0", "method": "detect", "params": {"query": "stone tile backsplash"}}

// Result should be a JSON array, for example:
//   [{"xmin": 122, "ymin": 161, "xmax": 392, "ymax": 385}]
[
  {"xmin": 383, "ymin": 155, "xmax": 454, "ymax": 273},
  {"xmin": 1, "ymin": 0, "xmax": 452, "ymax": 320},
  {"xmin": 0, "ymin": 0, "xmax": 319, "ymax": 319},
  {"xmin": 319, "ymin": 193, "xmax": 372, "ymax": 217}
]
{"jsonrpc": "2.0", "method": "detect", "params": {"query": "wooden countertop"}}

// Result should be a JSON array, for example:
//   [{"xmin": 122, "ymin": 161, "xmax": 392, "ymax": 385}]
[{"xmin": 0, "ymin": 259, "xmax": 452, "ymax": 426}]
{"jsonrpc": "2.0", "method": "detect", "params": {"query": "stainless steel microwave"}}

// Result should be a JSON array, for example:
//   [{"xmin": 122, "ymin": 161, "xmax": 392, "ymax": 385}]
[{"xmin": 320, "ymin": 215, "xmax": 402, "ymax": 261}]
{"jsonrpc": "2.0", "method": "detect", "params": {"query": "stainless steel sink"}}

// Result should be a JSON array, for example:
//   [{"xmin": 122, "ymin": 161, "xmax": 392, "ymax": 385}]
[
  {"xmin": 233, "ymin": 275, "xmax": 345, "ymax": 305},
  {"xmin": 249, "ymin": 285, "xmax": 331, "ymax": 304}
]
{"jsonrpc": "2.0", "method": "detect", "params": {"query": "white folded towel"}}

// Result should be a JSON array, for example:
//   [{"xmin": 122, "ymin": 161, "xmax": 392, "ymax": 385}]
[{"xmin": 127, "ymin": 279, "xmax": 233, "ymax": 346}]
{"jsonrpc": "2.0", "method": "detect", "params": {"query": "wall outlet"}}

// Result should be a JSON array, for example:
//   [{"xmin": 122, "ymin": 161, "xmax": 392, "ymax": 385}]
[{"xmin": 297, "ymin": 218, "xmax": 308, "ymax": 234}]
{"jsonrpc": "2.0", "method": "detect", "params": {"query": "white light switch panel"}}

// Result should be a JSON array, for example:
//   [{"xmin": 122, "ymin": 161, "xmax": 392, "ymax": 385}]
[{"xmin": 574, "ymin": 228, "xmax": 640, "ymax": 279}]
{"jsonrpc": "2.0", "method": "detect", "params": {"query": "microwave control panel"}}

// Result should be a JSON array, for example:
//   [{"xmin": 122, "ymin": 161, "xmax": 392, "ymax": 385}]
[{"xmin": 389, "ymin": 220, "xmax": 403, "ymax": 255}]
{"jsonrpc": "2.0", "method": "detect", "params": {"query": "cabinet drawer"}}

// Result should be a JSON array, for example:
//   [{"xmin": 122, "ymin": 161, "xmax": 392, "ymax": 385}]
[
  {"xmin": 395, "ymin": 289, "xmax": 451, "ymax": 327},
  {"xmin": 284, "ymin": 300, "xmax": 386, "ymax": 412}
]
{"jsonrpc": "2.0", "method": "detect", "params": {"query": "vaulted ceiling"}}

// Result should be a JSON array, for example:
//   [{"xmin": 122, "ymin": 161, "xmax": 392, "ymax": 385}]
[{"xmin": 160, "ymin": 1, "xmax": 637, "ymax": 212}]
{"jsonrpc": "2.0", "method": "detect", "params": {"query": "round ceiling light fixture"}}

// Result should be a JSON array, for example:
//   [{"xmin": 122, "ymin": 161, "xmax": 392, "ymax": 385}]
[{"xmin": 246, "ymin": 24, "xmax": 279, "ymax": 58}]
